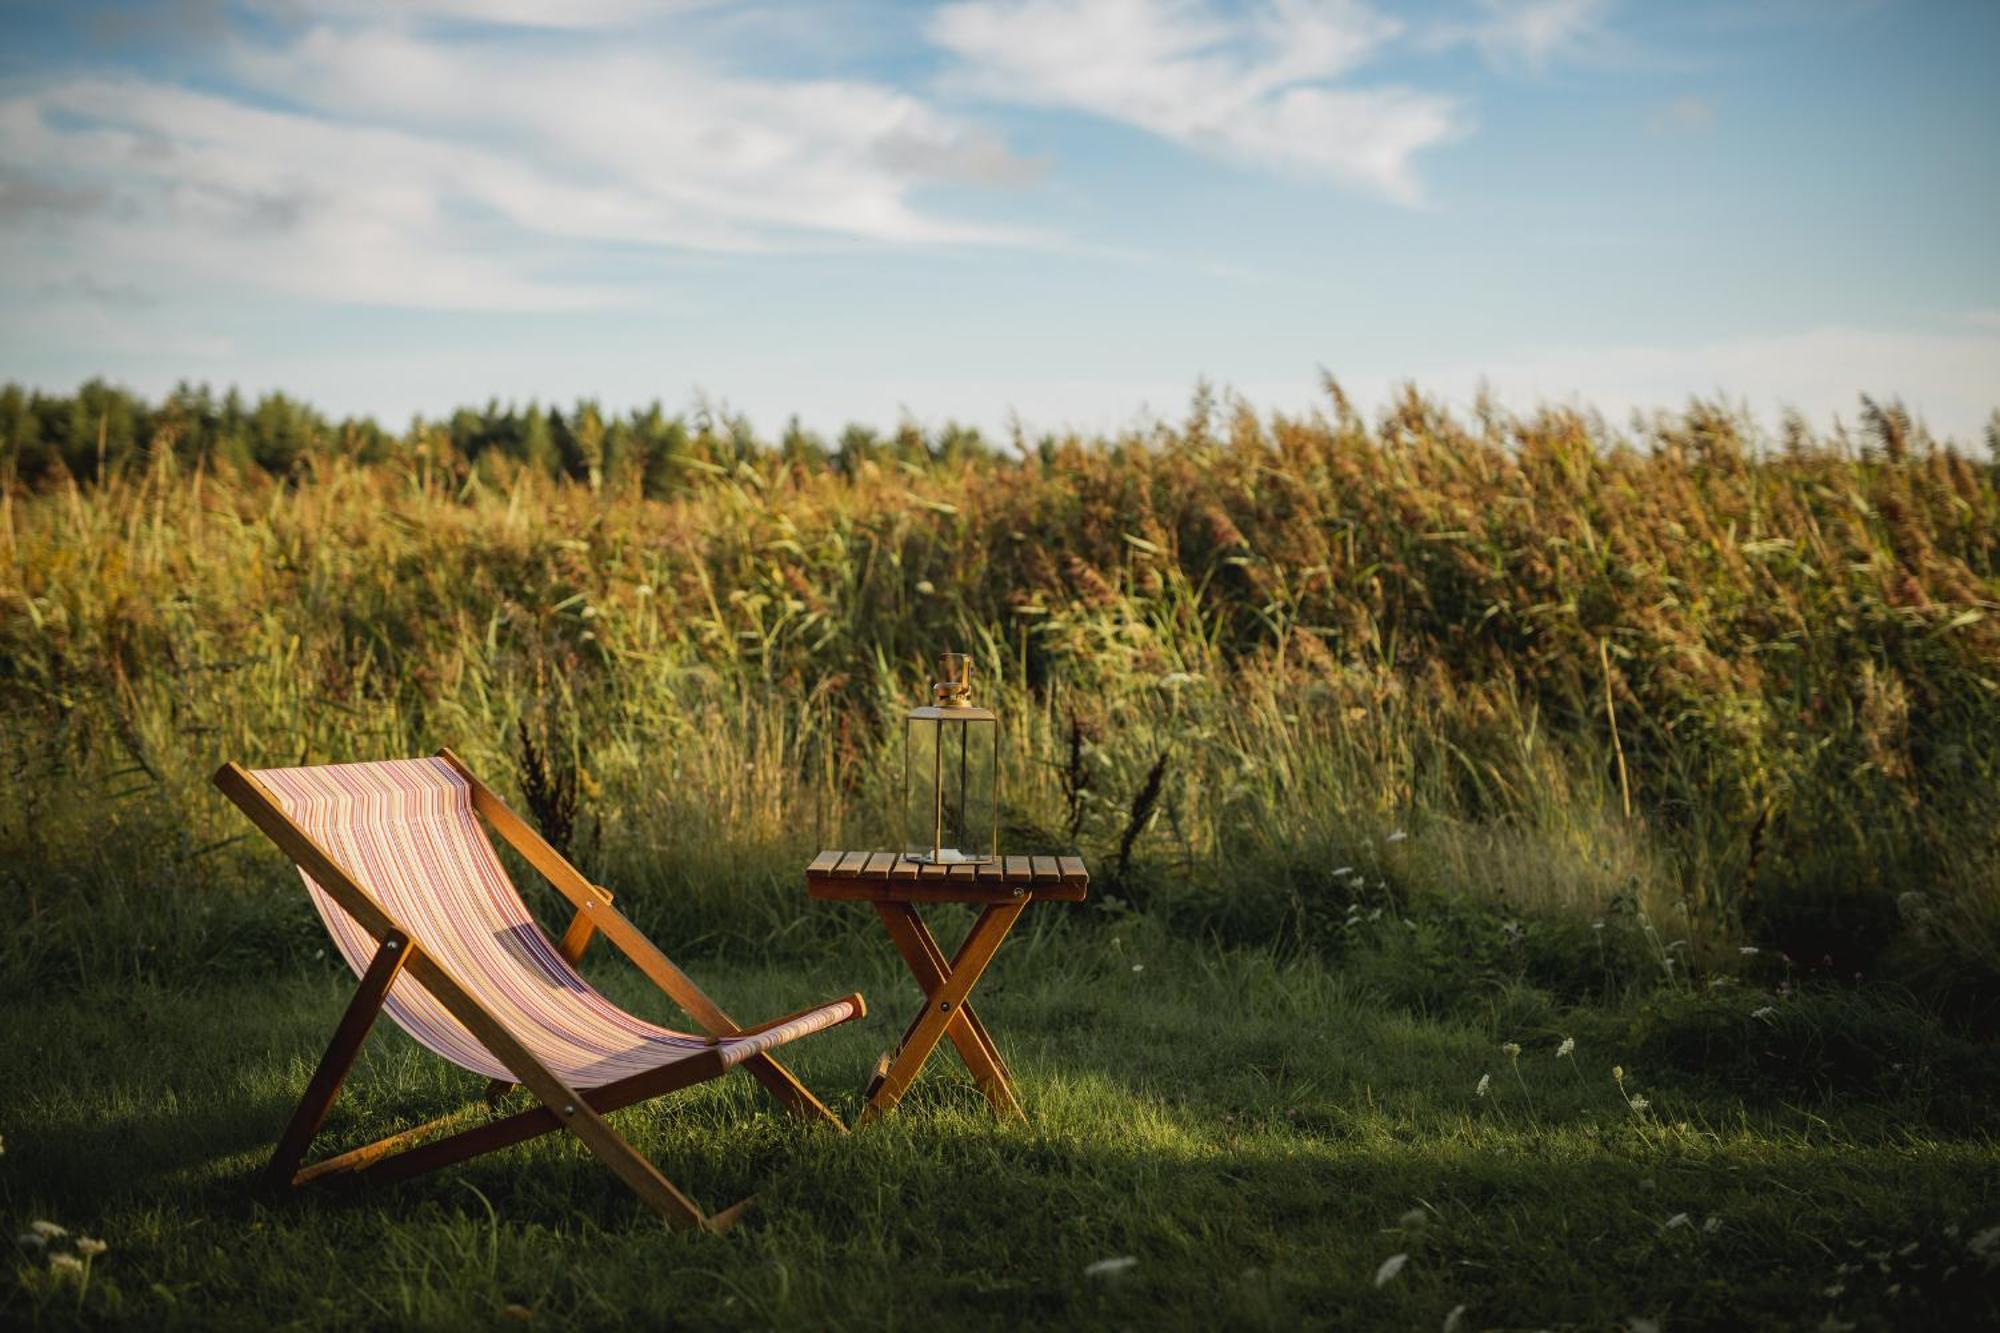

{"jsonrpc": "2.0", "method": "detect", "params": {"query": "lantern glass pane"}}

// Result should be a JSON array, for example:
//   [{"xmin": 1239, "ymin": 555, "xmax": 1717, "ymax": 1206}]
[{"xmin": 905, "ymin": 712, "xmax": 996, "ymax": 862}]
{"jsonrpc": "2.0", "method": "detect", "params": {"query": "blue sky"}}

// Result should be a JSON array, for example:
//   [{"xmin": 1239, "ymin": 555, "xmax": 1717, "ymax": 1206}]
[{"xmin": 2, "ymin": 0, "xmax": 1996, "ymax": 441}]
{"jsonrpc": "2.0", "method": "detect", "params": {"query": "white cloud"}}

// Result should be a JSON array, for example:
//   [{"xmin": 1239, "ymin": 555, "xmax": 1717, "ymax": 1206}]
[
  {"xmin": 0, "ymin": 9, "xmax": 1041, "ymax": 313},
  {"xmin": 1647, "ymin": 94, "xmax": 1716, "ymax": 134},
  {"xmin": 928, "ymin": 0, "xmax": 1465, "ymax": 203},
  {"xmin": 250, "ymin": 0, "xmax": 699, "ymax": 30},
  {"xmin": 1426, "ymin": 0, "xmax": 1611, "ymax": 72}
]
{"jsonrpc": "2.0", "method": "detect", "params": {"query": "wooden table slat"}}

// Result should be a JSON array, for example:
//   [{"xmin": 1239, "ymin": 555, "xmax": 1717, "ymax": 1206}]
[{"xmin": 806, "ymin": 851, "xmax": 1087, "ymax": 903}]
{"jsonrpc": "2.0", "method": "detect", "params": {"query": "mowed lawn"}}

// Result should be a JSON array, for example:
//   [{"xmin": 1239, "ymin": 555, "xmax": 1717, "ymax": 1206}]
[{"xmin": 3, "ymin": 905, "xmax": 1995, "ymax": 1331}]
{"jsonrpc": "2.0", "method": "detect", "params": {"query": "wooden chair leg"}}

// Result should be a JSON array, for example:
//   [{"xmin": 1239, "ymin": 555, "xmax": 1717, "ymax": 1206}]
[{"xmin": 265, "ymin": 932, "xmax": 409, "ymax": 1190}]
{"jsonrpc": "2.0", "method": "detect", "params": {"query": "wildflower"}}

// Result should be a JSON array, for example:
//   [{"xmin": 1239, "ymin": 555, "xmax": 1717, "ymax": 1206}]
[
  {"xmin": 1612, "ymin": 1065, "xmax": 1625, "ymax": 1084},
  {"xmin": 30, "ymin": 1221, "xmax": 67, "ymax": 1240},
  {"xmin": 1131, "ymin": 964, "xmax": 1144, "ymax": 973},
  {"xmin": 1158, "ymin": 672, "xmax": 1196, "ymax": 689},
  {"xmin": 1373, "ymin": 1253, "xmax": 1409, "ymax": 1286},
  {"xmin": 1629, "ymin": 1096, "xmax": 1650, "ymax": 1112},
  {"xmin": 1752, "ymin": 1006, "xmax": 1777, "ymax": 1020},
  {"xmin": 1443, "ymin": 1305, "xmax": 1467, "ymax": 1333},
  {"xmin": 1557, "ymin": 1037, "xmax": 1576, "ymax": 1059},
  {"xmin": 1386, "ymin": 830, "xmax": 1408, "ymax": 843},
  {"xmin": 1592, "ymin": 919, "xmax": 1606, "ymax": 931},
  {"xmin": 77, "ymin": 1238, "xmax": 107, "ymax": 1258},
  {"xmin": 634, "ymin": 584, "xmax": 653, "ymax": 597},
  {"xmin": 1664, "ymin": 1213, "xmax": 1690, "ymax": 1229},
  {"xmin": 1704, "ymin": 1216, "xmax": 1722, "ymax": 1233},
  {"xmin": 1084, "ymin": 1256, "xmax": 1138, "ymax": 1279},
  {"xmin": 1475, "ymin": 1073, "xmax": 1491, "ymax": 1098},
  {"xmin": 16, "ymin": 1234, "xmax": 45, "ymax": 1252},
  {"xmin": 1501, "ymin": 1042, "xmax": 1521, "ymax": 1058},
  {"xmin": 49, "ymin": 1253, "xmax": 85, "ymax": 1278},
  {"xmin": 1398, "ymin": 1207, "xmax": 1428, "ymax": 1229},
  {"xmin": 1333, "ymin": 866, "xmax": 1354, "ymax": 878},
  {"xmin": 1968, "ymin": 1224, "xmax": 2000, "ymax": 1261},
  {"xmin": 1739, "ymin": 946, "xmax": 1760, "ymax": 956},
  {"xmin": 915, "ymin": 579, "xmax": 936, "ymax": 595}
]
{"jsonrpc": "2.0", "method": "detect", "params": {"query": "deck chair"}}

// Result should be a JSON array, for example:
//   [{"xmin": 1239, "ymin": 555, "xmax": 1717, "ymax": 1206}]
[{"xmin": 213, "ymin": 749, "xmax": 864, "ymax": 1233}]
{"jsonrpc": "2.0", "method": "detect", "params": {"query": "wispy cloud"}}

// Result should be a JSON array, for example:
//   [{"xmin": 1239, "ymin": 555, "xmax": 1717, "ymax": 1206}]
[
  {"xmin": 0, "ymin": 5, "xmax": 1042, "ymax": 313},
  {"xmin": 1425, "ymin": 0, "xmax": 1613, "ymax": 72},
  {"xmin": 1647, "ymin": 94, "xmax": 1716, "ymax": 134},
  {"xmin": 927, "ymin": 0, "xmax": 1465, "ymax": 204}
]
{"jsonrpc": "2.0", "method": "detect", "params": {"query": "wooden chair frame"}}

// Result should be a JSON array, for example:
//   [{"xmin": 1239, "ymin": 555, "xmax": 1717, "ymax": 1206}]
[{"xmin": 215, "ymin": 748, "xmax": 860, "ymax": 1233}]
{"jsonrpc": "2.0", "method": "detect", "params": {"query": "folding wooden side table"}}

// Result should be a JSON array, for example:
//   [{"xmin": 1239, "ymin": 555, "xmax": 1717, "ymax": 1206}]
[{"xmin": 805, "ymin": 852, "xmax": 1088, "ymax": 1122}]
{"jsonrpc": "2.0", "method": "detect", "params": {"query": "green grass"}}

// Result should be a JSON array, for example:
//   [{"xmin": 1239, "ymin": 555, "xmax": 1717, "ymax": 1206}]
[
  {"xmin": 3, "ymin": 384, "xmax": 1998, "ymax": 1327},
  {"xmin": 4, "ymin": 904, "xmax": 1995, "ymax": 1330}
]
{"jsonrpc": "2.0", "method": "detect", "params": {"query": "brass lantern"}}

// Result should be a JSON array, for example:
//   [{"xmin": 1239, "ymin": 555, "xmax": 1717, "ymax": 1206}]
[{"xmin": 904, "ymin": 651, "xmax": 997, "ymax": 864}]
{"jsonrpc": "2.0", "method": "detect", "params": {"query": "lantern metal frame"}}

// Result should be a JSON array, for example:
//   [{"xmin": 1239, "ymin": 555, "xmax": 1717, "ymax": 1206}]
[{"xmin": 903, "ymin": 653, "xmax": 999, "ymax": 865}]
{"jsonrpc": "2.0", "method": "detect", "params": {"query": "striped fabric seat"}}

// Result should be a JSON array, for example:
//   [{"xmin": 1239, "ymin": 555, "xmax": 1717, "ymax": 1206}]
[{"xmin": 255, "ymin": 756, "xmax": 856, "ymax": 1089}]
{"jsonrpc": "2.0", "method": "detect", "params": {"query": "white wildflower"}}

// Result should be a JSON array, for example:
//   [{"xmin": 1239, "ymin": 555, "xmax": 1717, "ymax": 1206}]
[
  {"xmin": 1386, "ymin": 830, "xmax": 1409, "ymax": 843},
  {"xmin": 48, "ymin": 1253, "xmax": 85, "ymax": 1278},
  {"xmin": 1592, "ymin": 919, "xmax": 1606, "ymax": 931},
  {"xmin": 1557, "ymin": 1037, "xmax": 1576, "ymax": 1059},
  {"xmin": 1664, "ymin": 1213, "xmax": 1690, "ymax": 1229},
  {"xmin": 1968, "ymin": 1224, "xmax": 2000, "ymax": 1261},
  {"xmin": 1132, "ymin": 964, "xmax": 1144, "ymax": 973},
  {"xmin": 1443, "ymin": 1305, "xmax": 1467, "ymax": 1333},
  {"xmin": 1398, "ymin": 1207, "xmax": 1428, "ymax": 1229},
  {"xmin": 1629, "ymin": 1096, "xmax": 1650, "ymax": 1112},
  {"xmin": 1333, "ymin": 867, "xmax": 1354, "ymax": 879},
  {"xmin": 1704, "ymin": 1216, "xmax": 1722, "ymax": 1233},
  {"xmin": 1084, "ymin": 1256, "xmax": 1138, "ymax": 1279},
  {"xmin": 915, "ymin": 579, "xmax": 936, "ymax": 595},
  {"xmin": 1475, "ymin": 1073, "xmax": 1491, "ymax": 1098},
  {"xmin": 1501, "ymin": 1042, "xmax": 1522, "ymax": 1058},
  {"xmin": 1374, "ymin": 1253, "xmax": 1409, "ymax": 1286},
  {"xmin": 29, "ymin": 1221, "xmax": 67, "ymax": 1240},
  {"xmin": 1752, "ymin": 1006, "xmax": 1777, "ymax": 1020},
  {"xmin": 1158, "ymin": 672, "xmax": 1196, "ymax": 689},
  {"xmin": 77, "ymin": 1237, "xmax": 107, "ymax": 1258},
  {"xmin": 1739, "ymin": 946, "xmax": 1760, "ymax": 955}
]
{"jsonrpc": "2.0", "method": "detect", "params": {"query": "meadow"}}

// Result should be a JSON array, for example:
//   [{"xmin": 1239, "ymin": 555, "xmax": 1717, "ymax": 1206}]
[{"xmin": 2, "ymin": 380, "xmax": 1997, "ymax": 1329}]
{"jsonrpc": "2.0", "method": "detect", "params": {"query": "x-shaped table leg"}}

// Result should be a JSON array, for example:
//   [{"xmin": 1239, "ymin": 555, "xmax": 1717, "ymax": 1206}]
[{"xmin": 862, "ymin": 900, "xmax": 1027, "ymax": 1122}]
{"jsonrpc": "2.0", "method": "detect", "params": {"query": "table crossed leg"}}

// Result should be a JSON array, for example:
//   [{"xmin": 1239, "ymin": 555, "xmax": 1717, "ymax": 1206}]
[{"xmin": 861, "ymin": 900, "xmax": 1027, "ymax": 1122}]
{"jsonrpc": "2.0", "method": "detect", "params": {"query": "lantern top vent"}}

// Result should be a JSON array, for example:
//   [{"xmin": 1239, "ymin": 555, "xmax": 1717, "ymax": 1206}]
[{"xmin": 908, "ymin": 651, "xmax": 995, "ymax": 722}]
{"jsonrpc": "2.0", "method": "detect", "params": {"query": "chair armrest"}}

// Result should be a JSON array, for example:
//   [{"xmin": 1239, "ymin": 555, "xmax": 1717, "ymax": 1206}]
[{"xmin": 705, "ymin": 993, "xmax": 867, "ymax": 1046}]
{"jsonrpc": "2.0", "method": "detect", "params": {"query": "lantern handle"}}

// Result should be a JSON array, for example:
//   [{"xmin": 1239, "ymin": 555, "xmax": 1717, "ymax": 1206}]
[{"xmin": 933, "ymin": 651, "xmax": 973, "ymax": 707}]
